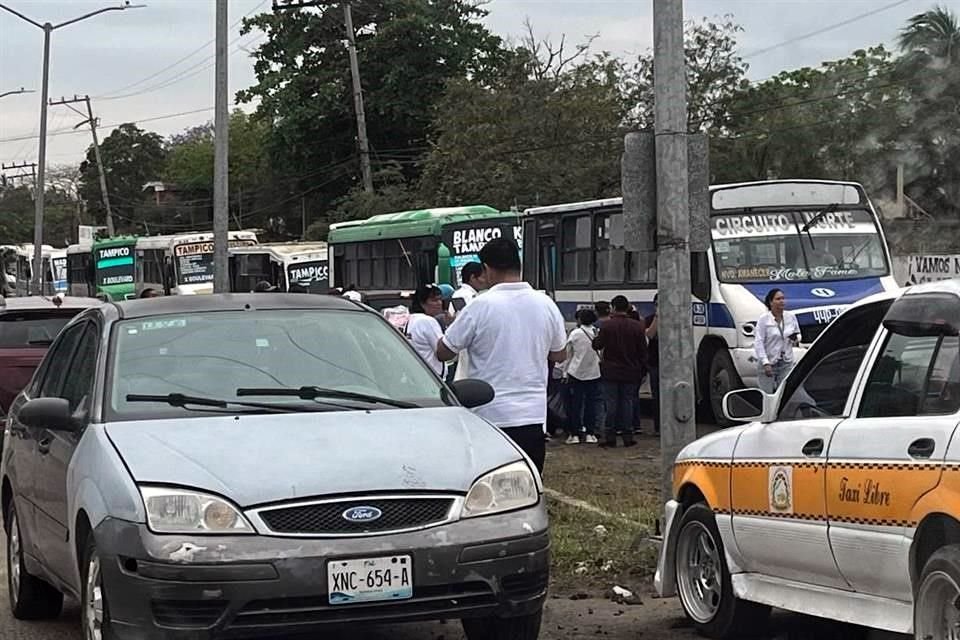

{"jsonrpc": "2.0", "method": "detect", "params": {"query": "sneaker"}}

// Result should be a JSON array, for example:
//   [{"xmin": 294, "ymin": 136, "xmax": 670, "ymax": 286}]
[
  {"xmin": 565, "ymin": 435, "xmax": 581, "ymax": 445},
  {"xmin": 585, "ymin": 434, "xmax": 599, "ymax": 444}
]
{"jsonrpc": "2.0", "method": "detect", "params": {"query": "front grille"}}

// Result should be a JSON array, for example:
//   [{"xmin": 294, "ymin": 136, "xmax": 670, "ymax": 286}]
[
  {"xmin": 151, "ymin": 599, "xmax": 227, "ymax": 628},
  {"xmin": 258, "ymin": 497, "xmax": 454, "ymax": 534},
  {"xmin": 229, "ymin": 582, "xmax": 495, "ymax": 629}
]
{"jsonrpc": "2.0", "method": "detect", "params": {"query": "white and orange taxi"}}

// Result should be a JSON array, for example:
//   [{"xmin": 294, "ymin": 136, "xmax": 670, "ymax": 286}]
[{"xmin": 655, "ymin": 278, "xmax": 960, "ymax": 639}]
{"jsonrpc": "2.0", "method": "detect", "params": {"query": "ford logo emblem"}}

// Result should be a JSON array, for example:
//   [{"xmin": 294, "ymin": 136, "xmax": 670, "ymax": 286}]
[
  {"xmin": 811, "ymin": 287, "xmax": 836, "ymax": 298},
  {"xmin": 342, "ymin": 506, "xmax": 382, "ymax": 523}
]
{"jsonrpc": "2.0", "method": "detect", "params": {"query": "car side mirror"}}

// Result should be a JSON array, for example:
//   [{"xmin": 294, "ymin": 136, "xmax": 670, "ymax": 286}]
[
  {"xmin": 450, "ymin": 379, "xmax": 495, "ymax": 409},
  {"xmin": 722, "ymin": 388, "xmax": 767, "ymax": 423},
  {"xmin": 18, "ymin": 397, "xmax": 77, "ymax": 432}
]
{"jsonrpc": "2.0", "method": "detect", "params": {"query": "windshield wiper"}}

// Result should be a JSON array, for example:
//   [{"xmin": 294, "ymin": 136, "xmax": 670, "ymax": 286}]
[
  {"xmin": 800, "ymin": 203, "xmax": 839, "ymax": 234},
  {"xmin": 236, "ymin": 386, "xmax": 419, "ymax": 409},
  {"xmin": 126, "ymin": 393, "xmax": 303, "ymax": 413}
]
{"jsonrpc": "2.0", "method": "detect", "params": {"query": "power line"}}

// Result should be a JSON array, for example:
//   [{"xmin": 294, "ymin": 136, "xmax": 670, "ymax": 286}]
[
  {"xmin": 94, "ymin": 0, "xmax": 269, "ymax": 99},
  {"xmin": 741, "ymin": 0, "xmax": 912, "ymax": 59}
]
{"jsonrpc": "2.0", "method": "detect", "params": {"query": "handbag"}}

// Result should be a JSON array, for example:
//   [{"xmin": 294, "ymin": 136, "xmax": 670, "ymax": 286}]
[{"xmin": 547, "ymin": 378, "xmax": 570, "ymax": 433}]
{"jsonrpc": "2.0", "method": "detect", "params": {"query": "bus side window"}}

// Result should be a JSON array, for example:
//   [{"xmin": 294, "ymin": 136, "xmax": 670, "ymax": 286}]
[{"xmin": 691, "ymin": 251, "xmax": 711, "ymax": 302}]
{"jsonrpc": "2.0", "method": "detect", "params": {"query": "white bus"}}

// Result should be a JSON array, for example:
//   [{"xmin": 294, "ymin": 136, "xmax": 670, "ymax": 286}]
[
  {"xmin": 229, "ymin": 242, "xmax": 329, "ymax": 293},
  {"xmin": 1, "ymin": 244, "xmax": 66, "ymax": 296},
  {"xmin": 521, "ymin": 180, "xmax": 899, "ymax": 424},
  {"xmin": 134, "ymin": 231, "xmax": 259, "ymax": 295}
]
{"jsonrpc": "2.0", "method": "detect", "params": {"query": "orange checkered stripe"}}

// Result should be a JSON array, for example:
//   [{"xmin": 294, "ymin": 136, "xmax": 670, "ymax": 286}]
[{"xmin": 673, "ymin": 458, "xmax": 943, "ymax": 528}]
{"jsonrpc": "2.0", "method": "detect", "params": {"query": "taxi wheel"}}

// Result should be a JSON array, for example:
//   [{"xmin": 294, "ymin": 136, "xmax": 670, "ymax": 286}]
[
  {"xmin": 5, "ymin": 502, "xmax": 64, "ymax": 620},
  {"xmin": 914, "ymin": 544, "xmax": 960, "ymax": 640},
  {"xmin": 674, "ymin": 503, "xmax": 770, "ymax": 639},
  {"xmin": 462, "ymin": 608, "xmax": 542, "ymax": 640}
]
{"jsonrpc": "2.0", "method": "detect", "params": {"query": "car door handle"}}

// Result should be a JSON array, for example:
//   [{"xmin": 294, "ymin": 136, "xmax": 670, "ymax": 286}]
[
  {"xmin": 37, "ymin": 437, "xmax": 52, "ymax": 455},
  {"xmin": 802, "ymin": 438, "xmax": 824, "ymax": 457},
  {"xmin": 908, "ymin": 438, "xmax": 936, "ymax": 459}
]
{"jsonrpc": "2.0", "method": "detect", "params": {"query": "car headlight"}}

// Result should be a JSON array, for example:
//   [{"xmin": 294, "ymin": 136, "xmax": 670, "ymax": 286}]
[
  {"xmin": 140, "ymin": 487, "xmax": 254, "ymax": 534},
  {"xmin": 461, "ymin": 461, "xmax": 539, "ymax": 518}
]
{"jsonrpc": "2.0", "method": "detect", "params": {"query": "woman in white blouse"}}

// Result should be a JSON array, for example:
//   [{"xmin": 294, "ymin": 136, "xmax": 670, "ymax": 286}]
[{"xmin": 754, "ymin": 288, "xmax": 800, "ymax": 393}]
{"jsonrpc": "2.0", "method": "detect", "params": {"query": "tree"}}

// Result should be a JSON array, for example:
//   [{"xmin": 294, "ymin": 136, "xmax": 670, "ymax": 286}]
[
  {"xmin": 896, "ymin": 5, "xmax": 960, "ymax": 217},
  {"xmin": 418, "ymin": 35, "xmax": 631, "ymax": 209},
  {"xmin": 237, "ymin": 0, "xmax": 512, "ymax": 231},
  {"xmin": 79, "ymin": 123, "xmax": 165, "ymax": 233},
  {"xmin": 629, "ymin": 16, "xmax": 749, "ymax": 132}
]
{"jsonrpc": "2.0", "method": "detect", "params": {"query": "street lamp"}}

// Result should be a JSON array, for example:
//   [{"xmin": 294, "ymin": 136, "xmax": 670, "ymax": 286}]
[
  {"xmin": 0, "ymin": 1, "xmax": 145, "ymax": 295},
  {"xmin": 0, "ymin": 87, "xmax": 34, "ymax": 99}
]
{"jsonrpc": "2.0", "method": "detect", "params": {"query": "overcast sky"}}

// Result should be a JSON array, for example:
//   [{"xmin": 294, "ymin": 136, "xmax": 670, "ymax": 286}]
[{"xmin": 0, "ymin": 0, "xmax": 950, "ymax": 170}]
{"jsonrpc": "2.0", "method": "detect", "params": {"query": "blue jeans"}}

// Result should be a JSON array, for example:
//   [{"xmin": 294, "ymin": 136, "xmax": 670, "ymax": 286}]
[
  {"xmin": 603, "ymin": 381, "xmax": 640, "ymax": 444},
  {"xmin": 568, "ymin": 376, "xmax": 603, "ymax": 437},
  {"xmin": 758, "ymin": 360, "xmax": 794, "ymax": 394}
]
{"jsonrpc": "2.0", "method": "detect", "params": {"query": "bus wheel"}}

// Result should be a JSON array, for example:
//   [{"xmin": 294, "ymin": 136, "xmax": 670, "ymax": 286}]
[{"xmin": 708, "ymin": 350, "xmax": 740, "ymax": 427}]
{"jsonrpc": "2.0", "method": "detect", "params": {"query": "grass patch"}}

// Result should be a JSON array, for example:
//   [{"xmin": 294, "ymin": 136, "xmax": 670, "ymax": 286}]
[{"xmin": 543, "ymin": 438, "xmax": 665, "ymax": 596}]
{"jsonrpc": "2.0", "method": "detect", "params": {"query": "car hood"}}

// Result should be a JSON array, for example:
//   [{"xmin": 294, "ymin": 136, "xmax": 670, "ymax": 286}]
[
  {"xmin": 105, "ymin": 407, "xmax": 522, "ymax": 507},
  {"xmin": 676, "ymin": 424, "xmax": 748, "ymax": 462}
]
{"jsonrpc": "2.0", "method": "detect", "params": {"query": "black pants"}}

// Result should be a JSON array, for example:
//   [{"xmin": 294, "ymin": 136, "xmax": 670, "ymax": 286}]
[{"xmin": 504, "ymin": 424, "xmax": 546, "ymax": 474}]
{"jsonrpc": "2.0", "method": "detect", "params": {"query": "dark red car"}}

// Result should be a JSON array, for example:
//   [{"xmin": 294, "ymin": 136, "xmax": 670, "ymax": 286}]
[{"xmin": 0, "ymin": 295, "xmax": 101, "ymax": 417}]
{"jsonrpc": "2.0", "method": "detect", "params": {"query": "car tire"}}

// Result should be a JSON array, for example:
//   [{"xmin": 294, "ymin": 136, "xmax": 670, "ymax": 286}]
[
  {"xmin": 674, "ymin": 503, "xmax": 769, "ymax": 639},
  {"xmin": 708, "ymin": 350, "xmax": 741, "ymax": 428},
  {"xmin": 914, "ymin": 544, "xmax": 960, "ymax": 640},
  {"xmin": 5, "ymin": 502, "xmax": 64, "ymax": 620},
  {"xmin": 462, "ymin": 608, "xmax": 543, "ymax": 640},
  {"xmin": 81, "ymin": 535, "xmax": 116, "ymax": 640}
]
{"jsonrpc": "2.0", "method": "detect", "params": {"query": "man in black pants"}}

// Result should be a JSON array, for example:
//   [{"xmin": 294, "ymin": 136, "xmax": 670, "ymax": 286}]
[{"xmin": 436, "ymin": 238, "xmax": 567, "ymax": 473}]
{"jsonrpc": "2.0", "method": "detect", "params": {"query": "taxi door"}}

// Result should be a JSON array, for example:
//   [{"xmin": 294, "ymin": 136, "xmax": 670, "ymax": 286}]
[
  {"xmin": 826, "ymin": 330, "xmax": 960, "ymax": 601},
  {"xmin": 730, "ymin": 299, "xmax": 893, "ymax": 589}
]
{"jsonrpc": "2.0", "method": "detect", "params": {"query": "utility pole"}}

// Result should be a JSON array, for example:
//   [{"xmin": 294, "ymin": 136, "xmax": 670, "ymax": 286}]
[
  {"xmin": 653, "ymin": 0, "xmax": 696, "ymax": 508},
  {"xmin": 213, "ymin": 0, "xmax": 230, "ymax": 293},
  {"xmin": 272, "ymin": 0, "xmax": 373, "ymax": 193},
  {"xmin": 301, "ymin": 196, "xmax": 307, "ymax": 240},
  {"xmin": 50, "ymin": 95, "xmax": 114, "ymax": 235},
  {"xmin": 0, "ymin": 87, "xmax": 34, "ymax": 99},
  {"xmin": 343, "ymin": 2, "xmax": 373, "ymax": 193},
  {"xmin": 0, "ymin": 2, "xmax": 144, "ymax": 294}
]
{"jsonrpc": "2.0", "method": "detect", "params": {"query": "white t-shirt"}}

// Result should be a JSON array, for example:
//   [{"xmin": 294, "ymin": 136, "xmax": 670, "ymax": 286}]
[
  {"xmin": 406, "ymin": 314, "xmax": 445, "ymax": 377},
  {"xmin": 564, "ymin": 325, "xmax": 601, "ymax": 380},
  {"xmin": 442, "ymin": 282, "xmax": 566, "ymax": 429},
  {"xmin": 754, "ymin": 310, "xmax": 801, "ymax": 365},
  {"xmin": 451, "ymin": 283, "xmax": 478, "ymax": 309}
]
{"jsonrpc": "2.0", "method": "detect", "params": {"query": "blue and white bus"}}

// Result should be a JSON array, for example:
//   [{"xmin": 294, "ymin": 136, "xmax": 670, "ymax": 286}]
[{"xmin": 521, "ymin": 180, "xmax": 899, "ymax": 424}]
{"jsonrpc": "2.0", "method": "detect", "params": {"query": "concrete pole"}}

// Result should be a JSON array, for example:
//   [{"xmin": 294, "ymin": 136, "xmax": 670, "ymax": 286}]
[
  {"xmin": 653, "ymin": 0, "xmax": 697, "ymax": 509},
  {"xmin": 31, "ymin": 24, "xmax": 52, "ymax": 295},
  {"xmin": 213, "ymin": 0, "xmax": 230, "ymax": 293},
  {"xmin": 85, "ymin": 97, "xmax": 114, "ymax": 236},
  {"xmin": 343, "ymin": 2, "xmax": 373, "ymax": 193}
]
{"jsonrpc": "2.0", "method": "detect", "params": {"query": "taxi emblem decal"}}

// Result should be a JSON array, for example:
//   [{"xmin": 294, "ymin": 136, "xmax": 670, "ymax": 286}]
[{"xmin": 769, "ymin": 466, "xmax": 793, "ymax": 514}]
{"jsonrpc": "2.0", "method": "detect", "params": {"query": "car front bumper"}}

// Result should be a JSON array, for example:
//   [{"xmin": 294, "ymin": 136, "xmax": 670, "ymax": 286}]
[
  {"xmin": 96, "ymin": 505, "xmax": 549, "ymax": 639},
  {"xmin": 653, "ymin": 499, "xmax": 680, "ymax": 598}
]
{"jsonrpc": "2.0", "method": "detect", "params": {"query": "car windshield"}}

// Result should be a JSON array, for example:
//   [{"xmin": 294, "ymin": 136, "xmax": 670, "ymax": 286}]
[
  {"xmin": 108, "ymin": 309, "xmax": 448, "ymax": 419},
  {"xmin": 712, "ymin": 209, "xmax": 889, "ymax": 283},
  {"xmin": 0, "ymin": 312, "xmax": 74, "ymax": 347}
]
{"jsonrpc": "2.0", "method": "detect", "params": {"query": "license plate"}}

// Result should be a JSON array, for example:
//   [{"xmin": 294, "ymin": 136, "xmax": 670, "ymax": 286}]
[{"xmin": 327, "ymin": 555, "xmax": 413, "ymax": 605}]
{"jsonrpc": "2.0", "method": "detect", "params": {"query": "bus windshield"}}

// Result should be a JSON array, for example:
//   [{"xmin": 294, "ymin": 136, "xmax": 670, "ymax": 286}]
[
  {"xmin": 95, "ymin": 244, "xmax": 136, "ymax": 287},
  {"xmin": 174, "ymin": 242, "xmax": 216, "ymax": 285},
  {"xmin": 711, "ymin": 209, "xmax": 889, "ymax": 283}
]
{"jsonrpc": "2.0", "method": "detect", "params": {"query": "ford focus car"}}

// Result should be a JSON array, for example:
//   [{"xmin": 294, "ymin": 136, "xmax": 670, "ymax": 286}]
[
  {"xmin": 655, "ymin": 279, "xmax": 960, "ymax": 639},
  {"xmin": 1, "ymin": 294, "xmax": 548, "ymax": 640}
]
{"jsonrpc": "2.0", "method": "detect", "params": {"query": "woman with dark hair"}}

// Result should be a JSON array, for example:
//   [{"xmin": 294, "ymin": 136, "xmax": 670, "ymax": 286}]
[
  {"xmin": 406, "ymin": 284, "xmax": 446, "ymax": 377},
  {"xmin": 754, "ymin": 288, "xmax": 800, "ymax": 393}
]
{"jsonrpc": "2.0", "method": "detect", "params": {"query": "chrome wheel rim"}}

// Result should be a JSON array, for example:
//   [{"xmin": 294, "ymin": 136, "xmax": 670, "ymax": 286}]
[
  {"xmin": 85, "ymin": 552, "xmax": 103, "ymax": 640},
  {"xmin": 8, "ymin": 512, "xmax": 21, "ymax": 606},
  {"xmin": 917, "ymin": 570, "xmax": 960, "ymax": 640},
  {"xmin": 676, "ymin": 521, "xmax": 723, "ymax": 623}
]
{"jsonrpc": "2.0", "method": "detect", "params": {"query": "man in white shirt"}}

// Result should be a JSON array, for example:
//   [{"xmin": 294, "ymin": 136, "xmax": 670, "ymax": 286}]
[
  {"xmin": 451, "ymin": 262, "xmax": 486, "ymax": 311},
  {"xmin": 437, "ymin": 238, "xmax": 566, "ymax": 473},
  {"xmin": 406, "ymin": 284, "xmax": 446, "ymax": 377}
]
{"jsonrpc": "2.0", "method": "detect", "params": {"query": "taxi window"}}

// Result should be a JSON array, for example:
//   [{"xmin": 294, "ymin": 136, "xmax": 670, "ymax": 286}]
[{"xmin": 859, "ymin": 334, "xmax": 960, "ymax": 418}]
